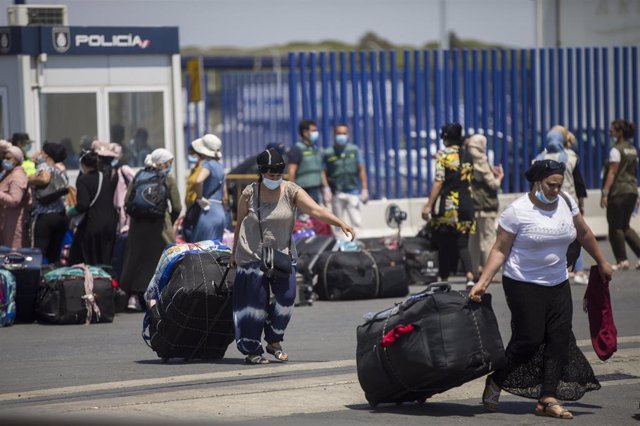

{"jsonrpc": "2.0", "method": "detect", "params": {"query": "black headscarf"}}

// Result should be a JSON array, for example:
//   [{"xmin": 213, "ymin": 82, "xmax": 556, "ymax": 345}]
[
  {"xmin": 256, "ymin": 148, "xmax": 286, "ymax": 174},
  {"xmin": 524, "ymin": 159, "xmax": 566, "ymax": 183}
]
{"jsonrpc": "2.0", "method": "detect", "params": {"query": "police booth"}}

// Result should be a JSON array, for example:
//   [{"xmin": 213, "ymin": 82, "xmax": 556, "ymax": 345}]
[{"xmin": 0, "ymin": 24, "xmax": 186, "ymax": 190}]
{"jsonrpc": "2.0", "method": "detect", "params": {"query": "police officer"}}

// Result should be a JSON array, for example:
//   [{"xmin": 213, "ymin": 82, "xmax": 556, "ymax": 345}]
[
  {"xmin": 323, "ymin": 123, "xmax": 368, "ymax": 238},
  {"xmin": 287, "ymin": 119, "xmax": 329, "ymax": 205}
]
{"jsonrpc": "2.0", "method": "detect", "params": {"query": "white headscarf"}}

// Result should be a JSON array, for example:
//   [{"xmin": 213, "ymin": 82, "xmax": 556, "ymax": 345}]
[{"xmin": 144, "ymin": 148, "xmax": 174, "ymax": 168}]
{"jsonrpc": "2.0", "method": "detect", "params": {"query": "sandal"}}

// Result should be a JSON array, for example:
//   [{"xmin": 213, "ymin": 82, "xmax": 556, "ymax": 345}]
[
  {"xmin": 266, "ymin": 343, "xmax": 289, "ymax": 362},
  {"xmin": 245, "ymin": 354, "xmax": 269, "ymax": 365},
  {"xmin": 481, "ymin": 375, "xmax": 500, "ymax": 411},
  {"xmin": 535, "ymin": 400, "xmax": 574, "ymax": 419}
]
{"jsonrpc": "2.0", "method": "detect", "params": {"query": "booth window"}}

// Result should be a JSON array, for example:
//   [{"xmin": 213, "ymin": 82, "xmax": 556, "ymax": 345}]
[
  {"xmin": 109, "ymin": 92, "xmax": 165, "ymax": 167},
  {"xmin": 39, "ymin": 93, "xmax": 98, "ymax": 170}
]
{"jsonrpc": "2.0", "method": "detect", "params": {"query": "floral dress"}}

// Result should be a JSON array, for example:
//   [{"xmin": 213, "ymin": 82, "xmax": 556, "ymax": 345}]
[{"xmin": 430, "ymin": 145, "xmax": 475, "ymax": 234}]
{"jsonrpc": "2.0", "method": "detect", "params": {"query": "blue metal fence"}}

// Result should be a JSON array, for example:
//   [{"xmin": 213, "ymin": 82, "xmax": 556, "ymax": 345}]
[{"xmin": 217, "ymin": 47, "xmax": 640, "ymax": 198}]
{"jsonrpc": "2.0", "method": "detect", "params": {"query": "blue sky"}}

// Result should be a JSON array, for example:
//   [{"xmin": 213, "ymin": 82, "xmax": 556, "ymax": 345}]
[{"xmin": 0, "ymin": 0, "xmax": 537, "ymax": 48}]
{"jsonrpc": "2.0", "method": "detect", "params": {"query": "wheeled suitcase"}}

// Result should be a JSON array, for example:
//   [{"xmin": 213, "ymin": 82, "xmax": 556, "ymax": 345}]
[
  {"xmin": 369, "ymin": 249, "xmax": 409, "ymax": 298},
  {"xmin": 0, "ymin": 270, "xmax": 16, "ymax": 326},
  {"xmin": 35, "ymin": 266, "xmax": 115, "ymax": 324},
  {"xmin": 356, "ymin": 283, "xmax": 505, "ymax": 406},
  {"xmin": 313, "ymin": 251, "xmax": 379, "ymax": 300},
  {"xmin": 295, "ymin": 235, "xmax": 337, "ymax": 277},
  {"xmin": 402, "ymin": 237, "xmax": 439, "ymax": 285},
  {"xmin": 144, "ymin": 251, "xmax": 235, "ymax": 361},
  {"xmin": 0, "ymin": 247, "xmax": 43, "ymax": 323}
]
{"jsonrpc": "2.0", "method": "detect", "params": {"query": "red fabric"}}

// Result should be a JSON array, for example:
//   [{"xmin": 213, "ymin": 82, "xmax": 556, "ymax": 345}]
[
  {"xmin": 311, "ymin": 218, "xmax": 332, "ymax": 236},
  {"xmin": 381, "ymin": 324, "xmax": 415, "ymax": 347},
  {"xmin": 585, "ymin": 265, "xmax": 617, "ymax": 361}
]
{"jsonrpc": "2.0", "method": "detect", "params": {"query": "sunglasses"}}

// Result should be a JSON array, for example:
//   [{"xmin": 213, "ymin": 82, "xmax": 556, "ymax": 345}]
[{"xmin": 545, "ymin": 159, "xmax": 564, "ymax": 170}]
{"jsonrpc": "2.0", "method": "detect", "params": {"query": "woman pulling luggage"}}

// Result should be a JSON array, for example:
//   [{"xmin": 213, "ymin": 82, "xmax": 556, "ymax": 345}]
[
  {"xmin": 470, "ymin": 159, "xmax": 613, "ymax": 419},
  {"xmin": 231, "ymin": 148, "xmax": 354, "ymax": 365}
]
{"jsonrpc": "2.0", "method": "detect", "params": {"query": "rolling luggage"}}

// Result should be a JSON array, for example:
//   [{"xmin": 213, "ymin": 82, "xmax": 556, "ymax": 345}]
[
  {"xmin": 402, "ymin": 237, "xmax": 438, "ymax": 285},
  {"xmin": 35, "ymin": 266, "xmax": 115, "ymax": 324},
  {"xmin": 144, "ymin": 250, "xmax": 235, "ymax": 361},
  {"xmin": 369, "ymin": 249, "xmax": 409, "ymax": 298},
  {"xmin": 0, "ymin": 247, "xmax": 43, "ymax": 323},
  {"xmin": 313, "ymin": 251, "xmax": 379, "ymax": 300},
  {"xmin": 0, "ymin": 270, "xmax": 16, "ymax": 326},
  {"xmin": 295, "ymin": 235, "xmax": 337, "ymax": 277},
  {"xmin": 356, "ymin": 283, "xmax": 505, "ymax": 406}
]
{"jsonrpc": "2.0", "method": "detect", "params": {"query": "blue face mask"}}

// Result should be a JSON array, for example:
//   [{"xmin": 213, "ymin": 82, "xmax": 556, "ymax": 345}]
[
  {"xmin": 335, "ymin": 135, "xmax": 348, "ymax": 145},
  {"xmin": 309, "ymin": 131, "xmax": 320, "ymax": 143},
  {"xmin": 167, "ymin": 165, "xmax": 173, "ymax": 174},
  {"xmin": 110, "ymin": 159, "xmax": 119, "ymax": 167},
  {"xmin": 535, "ymin": 187, "xmax": 558, "ymax": 204},
  {"xmin": 263, "ymin": 177, "xmax": 282, "ymax": 190},
  {"xmin": 2, "ymin": 160, "xmax": 14, "ymax": 171}
]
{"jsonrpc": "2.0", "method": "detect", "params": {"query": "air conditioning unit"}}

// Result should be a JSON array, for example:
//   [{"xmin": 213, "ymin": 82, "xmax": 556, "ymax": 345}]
[{"xmin": 7, "ymin": 5, "xmax": 68, "ymax": 26}]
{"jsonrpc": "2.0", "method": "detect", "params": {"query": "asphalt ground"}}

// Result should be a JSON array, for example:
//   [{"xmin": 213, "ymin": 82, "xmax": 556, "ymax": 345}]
[{"xmin": 0, "ymin": 240, "xmax": 638, "ymax": 425}]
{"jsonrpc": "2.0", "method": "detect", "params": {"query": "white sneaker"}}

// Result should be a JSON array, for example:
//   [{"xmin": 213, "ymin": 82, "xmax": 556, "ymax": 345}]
[
  {"xmin": 466, "ymin": 280, "xmax": 476, "ymax": 290},
  {"xmin": 127, "ymin": 295, "xmax": 142, "ymax": 311},
  {"xmin": 573, "ymin": 272, "xmax": 588, "ymax": 285}
]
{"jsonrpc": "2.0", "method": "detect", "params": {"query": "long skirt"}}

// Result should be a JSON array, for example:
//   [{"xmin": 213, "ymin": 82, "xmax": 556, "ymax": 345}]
[{"xmin": 492, "ymin": 276, "xmax": 601, "ymax": 400}]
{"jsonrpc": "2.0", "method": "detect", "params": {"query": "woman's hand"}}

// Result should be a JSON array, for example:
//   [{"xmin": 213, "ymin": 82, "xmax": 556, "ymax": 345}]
[
  {"xmin": 597, "ymin": 260, "xmax": 613, "ymax": 283},
  {"xmin": 421, "ymin": 205, "xmax": 431, "ymax": 221},
  {"xmin": 340, "ymin": 223, "xmax": 355, "ymax": 241},
  {"xmin": 469, "ymin": 281, "xmax": 488, "ymax": 303}
]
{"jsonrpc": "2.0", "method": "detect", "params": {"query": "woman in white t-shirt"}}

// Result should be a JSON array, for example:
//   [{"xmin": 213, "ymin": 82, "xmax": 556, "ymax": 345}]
[{"xmin": 469, "ymin": 159, "xmax": 613, "ymax": 419}]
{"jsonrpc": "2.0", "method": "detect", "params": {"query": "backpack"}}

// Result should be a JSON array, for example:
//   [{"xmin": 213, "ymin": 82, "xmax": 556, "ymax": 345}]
[{"xmin": 125, "ymin": 169, "xmax": 169, "ymax": 219}]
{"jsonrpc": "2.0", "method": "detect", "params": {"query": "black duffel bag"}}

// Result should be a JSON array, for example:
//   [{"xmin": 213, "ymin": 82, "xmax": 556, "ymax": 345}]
[
  {"xmin": 356, "ymin": 283, "xmax": 505, "ymax": 406},
  {"xmin": 145, "ymin": 251, "xmax": 236, "ymax": 361},
  {"xmin": 313, "ymin": 251, "xmax": 379, "ymax": 300},
  {"xmin": 368, "ymin": 249, "xmax": 409, "ymax": 298},
  {"xmin": 402, "ymin": 237, "xmax": 439, "ymax": 285}
]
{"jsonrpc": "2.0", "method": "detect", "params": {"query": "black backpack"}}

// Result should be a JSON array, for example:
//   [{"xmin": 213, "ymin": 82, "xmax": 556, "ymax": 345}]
[{"xmin": 125, "ymin": 169, "xmax": 168, "ymax": 219}]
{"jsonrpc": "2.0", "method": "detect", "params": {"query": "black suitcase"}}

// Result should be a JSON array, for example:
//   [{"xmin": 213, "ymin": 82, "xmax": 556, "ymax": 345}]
[
  {"xmin": 369, "ymin": 249, "xmax": 409, "ymax": 298},
  {"xmin": 295, "ymin": 235, "xmax": 337, "ymax": 277},
  {"xmin": 402, "ymin": 237, "xmax": 439, "ymax": 285},
  {"xmin": 145, "ymin": 251, "xmax": 236, "ymax": 361},
  {"xmin": 313, "ymin": 251, "xmax": 379, "ymax": 300},
  {"xmin": 356, "ymin": 283, "xmax": 505, "ymax": 406},
  {"xmin": 0, "ymin": 247, "xmax": 43, "ymax": 323},
  {"xmin": 35, "ymin": 273, "xmax": 115, "ymax": 324}
]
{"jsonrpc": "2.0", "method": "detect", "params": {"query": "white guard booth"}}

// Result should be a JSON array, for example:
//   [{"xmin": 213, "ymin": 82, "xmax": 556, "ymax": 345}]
[{"xmin": 0, "ymin": 25, "xmax": 186, "ymax": 193}]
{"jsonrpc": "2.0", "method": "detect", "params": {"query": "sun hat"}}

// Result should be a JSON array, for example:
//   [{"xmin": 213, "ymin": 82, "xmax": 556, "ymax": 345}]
[{"xmin": 192, "ymin": 134, "xmax": 222, "ymax": 160}]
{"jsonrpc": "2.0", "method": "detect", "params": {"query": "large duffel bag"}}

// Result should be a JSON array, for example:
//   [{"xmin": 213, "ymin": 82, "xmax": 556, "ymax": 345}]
[
  {"xmin": 356, "ymin": 283, "xmax": 505, "ymax": 406},
  {"xmin": 144, "ymin": 250, "xmax": 235, "ymax": 361},
  {"xmin": 36, "ymin": 266, "xmax": 115, "ymax": 324},
  {"xmin": 0, "ymin": 247, "xmax": 43, "ymax": 323},
  {"xmin": 368, "ymin": 249, "xmax": 409, "ymax": 298},
  {"xmin": 402, "ymin": 237, "xmax": 438, "ymax": 285},
  {"xmin": 313, "ymin": 251, "xmax": 379, "ymax": 300},
  {"xmin": 295, "ymin": 235, "xmax": 337, "ymax": 277}
]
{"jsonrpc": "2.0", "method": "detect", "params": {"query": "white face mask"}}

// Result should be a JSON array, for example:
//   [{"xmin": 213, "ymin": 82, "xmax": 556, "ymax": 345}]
[{"xmin": 262, "ymin": 177, "xmax": 282, "ymax": 190}]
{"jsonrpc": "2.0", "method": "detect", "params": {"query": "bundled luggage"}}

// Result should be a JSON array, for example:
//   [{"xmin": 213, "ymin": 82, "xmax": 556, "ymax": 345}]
[
  {"xmin": 0, "ymin": 270, "xmax": 16, "ymax": 326},
  {"xmin": 0, "ymin": 247, "xmax": 43, "ymax": 323},
  {"xmin": 369, "ymin": 249, "xmax": 409, "ymax": 298},
  {"xmin": 143, "ymin": 241, "xmax": 236, "ymax": 362},
  {"xmin": 356, "ymin": 283, "xmax": 505, "ymax": 406},
  {"xmin": 36, "ymin": 266, "xmax": 115, "ymax": 324},
  {"xmin": 313, "ymin": 251, "xmax": 380, "ymax": 300},
  {"xmin": 295, "ymin": 235, "xmax": 337, "ymax": 277},
  {"xmin": 402, "ymin": 237, "xmax": 438, "ymax": 285}
]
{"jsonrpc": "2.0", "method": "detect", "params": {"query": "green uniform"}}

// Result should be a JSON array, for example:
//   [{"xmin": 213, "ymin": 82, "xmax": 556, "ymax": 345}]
[
  {"xmin": 610, "ymin": 140, "xmax": 638, "ymax": 198},
  {"xmin": 324, "ymin": 145, "xmax": 360, "ymax": 193},
  {"xmin": 294, "ymin": 142, "xmax": 323, "ymax": 189}
]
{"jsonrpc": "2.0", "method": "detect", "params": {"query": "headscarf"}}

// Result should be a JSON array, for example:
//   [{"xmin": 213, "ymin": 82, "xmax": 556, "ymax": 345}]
[
  {"xmin": 144, "ymin": 148, "xmax": 174, "ymax": 168},
  {"xmin": 256, "ymin": 148, "xmax": 286, "ymax": 174},
  {"xmin": 535, "ymin": 130, "xmax": 568, "ymax": 163},
  {"xmin": 7, "ymin": 146, "xmax": 24, "ymax": 163},
  {"xmin": 467, "ymin": 134, "xmax": 488, "ymax": 174},
  {"xmin": 525, "ymin": 159, "xmax": 566, "ymax": 183}
]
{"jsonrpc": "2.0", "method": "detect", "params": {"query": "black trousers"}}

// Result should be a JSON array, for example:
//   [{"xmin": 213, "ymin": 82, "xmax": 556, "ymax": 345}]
[
  {"xmin": 32, "ymin": 212, "xmax": 68, "ymax": 264},
  {"xmin": 436, "ymin": 228, "xmax": 472, "ymax": 280},
  {"xmin": 606, "ymin": 193, "xmax": 640, "ymax": 262},
  {"xmin": 492, "ymin": 277, "xmax": 572, "ymax": 398}
]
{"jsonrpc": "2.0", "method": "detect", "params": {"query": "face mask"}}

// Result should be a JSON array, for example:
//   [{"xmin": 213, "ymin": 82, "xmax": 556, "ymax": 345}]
[
  {"xmin": 188, "ymin": 154, "xmax": 199, "ymax": 164},
  {"xmin": 167, "ymin": 165, "xmax": 173, "ymax": 174},
  {"xmin": 263, "ymin": 177, "xmax": 282, "ymax": 190},
  {"xmin": 535, "ymin": 185, "xmax": 558, "ymax": 204},
  {"xmin": 2, "ymin": 160, "xmax": 14, "ymax": 171},
  {"xmin": 36, "ymin": 155, "xmax": 45, "ymax": 165},
  {"xmin": 335, "ymin": 135, "xmax": 348, "ymax": 145},
  {"xmin": 111, "ymin": 159, "xmax": 119, "ymax": 167},
  {"xmin": 309, "ymin": 131, "xmax": 319, "ymax": 143}
]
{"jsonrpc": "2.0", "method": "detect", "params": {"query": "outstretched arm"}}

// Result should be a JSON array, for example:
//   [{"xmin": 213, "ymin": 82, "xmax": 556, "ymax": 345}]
[{"xmin": 295, "ymin": 188, "xmax": 354, "ymax": 240}]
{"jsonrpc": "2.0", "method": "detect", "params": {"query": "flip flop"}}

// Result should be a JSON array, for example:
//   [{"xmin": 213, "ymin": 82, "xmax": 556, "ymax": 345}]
[
  {"xmin": 482, "ymin": 376, "xmax": 500, "ymax": 411},
  {"xmin": 266, "ymin": 344, "xmax": 289, "ymax": 362},
  {"xmin": 535, "ymin": 400, "xmax": 573, "ymax": 419},
  {"xmin": 245, "ymin": 354, "xmax": 269, "ymax": 365}
]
